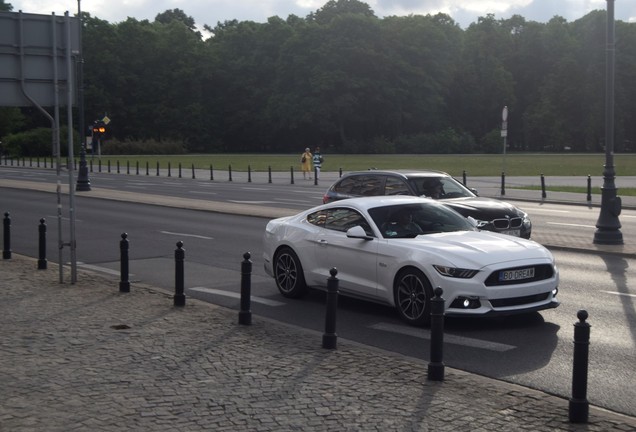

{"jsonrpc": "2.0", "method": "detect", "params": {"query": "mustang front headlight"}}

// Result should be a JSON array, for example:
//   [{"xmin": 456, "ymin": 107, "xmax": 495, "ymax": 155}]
[{"xmin": 433, "ymin": 265, "xmax": 479, "ymax": 279}]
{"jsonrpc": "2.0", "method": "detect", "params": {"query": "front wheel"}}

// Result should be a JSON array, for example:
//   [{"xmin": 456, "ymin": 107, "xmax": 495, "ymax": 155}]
[
  {"xmin": 274, "ymin": 247, "xmax": 308, "ymax": 298},
  {"xmin": 394, "ymin": 268, "xmax": 433, "ymax": 326}
]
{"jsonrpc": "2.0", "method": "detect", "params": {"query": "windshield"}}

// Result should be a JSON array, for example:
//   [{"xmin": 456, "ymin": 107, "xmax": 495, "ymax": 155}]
[
  {"xmin": 368, "ymin": 203, "xmax": 476, "ymax": 238},
  {"xmin": 408, "ymin": 176, "xmax": 476, "ymax": 199}
]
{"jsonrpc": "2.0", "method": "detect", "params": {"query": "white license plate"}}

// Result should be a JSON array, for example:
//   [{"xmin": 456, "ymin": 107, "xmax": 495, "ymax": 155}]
[
  {"xmin": 501, "ymin": 229, "xmax": 521, "ymax": 237},
  {"xmin": 499, "ymin": 267, "xmax": 535, "ymax": 281}
]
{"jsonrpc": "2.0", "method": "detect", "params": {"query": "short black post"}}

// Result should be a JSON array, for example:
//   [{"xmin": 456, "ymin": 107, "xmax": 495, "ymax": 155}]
[
  {"xmin": 314, "ymin": 167, "xmax": 318, "ymax": 185},
  {"xmin": 248, "ymin": 165, "xmax": 252, "ymax": 183},
  {"xmin": 540, "ymin": 174, "xmax": 547, "ymax": 199},
  {"xmin": 107, "ymin": 160, "xmax": 111, "ymax": 173},
  {"xmin": 168, "ymin": 162, "xmax": 172, "ymax": 177},
  {"xmin": 462, "ymin": 170, "xmax": 467, "ymax": 186},
  {"xmin": 500, "ymin": 172, "xmax": 505, "ymax": 196},
  {"xmin": 178, "ymin": 163, "xmax": 182, "ymax": 178},
  {"xmin": 191, "ymin": 163, "xmax": 195, "ymax": 179},
  {"xmin": 290, "ymin": 166, "xmax": 294, "ymax": 184},
  {"xmin": 569, "ymin": 310, "xmax": 590, "ymax": 423},
  {"xmin": 146, "ymin": 161, "xmax": 149, "ymax": 176},
  {"xmin": 126, "ymin": 160, "xmax": 130, "ymax": 175},
  {"xmin": 98, "ymin": 159, "xmax": 102, "ymax": 172},
  {"xmin": 228, "ymin": 164, "xmax": 233, "ymax": 181},
  {"xmin": 156, "ymin": 161, "xmax": 160, "ymax": 176},
  {"xmin": 135, "ymin": 161, "xmax": 139, "ymax": 175},
  {"xmin": 3, "ymin": 212, "xmax": 11, "ymax": 260},
  {"xmin": 119, "ymin": 233, "xmax": 130, "ymax": 293},
  {"xmin": 117, "ymin": 160, "xmax": 120, "ymax": 174},
  {"xmin": 37, "ymin": 218, "xmax": 47, "ymax": 269},
  {"xmin": 268, "ymin": 166, "xmax": 272, "ymax": 183},
  {"xmin": 174, "ymin": 241, "xmax": 186, "ymax": 306},
  {"xmin": 586, "ymin": 175, "xmax": 592, "ymax": 202},
  {"xmin": 322, "ymin": 268, "xmax": 339, "ymax": 349},
  {"xmin": 427, "ymin": 287, "xmax": 445, "ymax": 381},
  {"xmin": 238, "ymin": 252, "xmax": 252, "ymax": 325},
  {"xmin": 339, "ymin": 167, "xmax": 342, "ymax": 177},
  {"xmin": 210, "ymin": 164, "xmax": 214, "ymax": 181}
]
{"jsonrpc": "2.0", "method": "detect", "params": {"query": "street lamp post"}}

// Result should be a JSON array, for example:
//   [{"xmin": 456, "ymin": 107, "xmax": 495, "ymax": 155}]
[
  {"xmin": 593, "ymin": 0, "xmax": 622, "ymax": 245},
  {"xmin": 75, "ymin": 0, "xmax": 91, "ymax": 191},
  {"xmin": 501, "ymin": 106, "xmax": 508, "ymax": 173}
]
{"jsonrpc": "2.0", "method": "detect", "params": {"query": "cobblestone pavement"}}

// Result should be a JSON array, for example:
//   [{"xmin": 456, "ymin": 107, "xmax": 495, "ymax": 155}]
[{"xmin": 1, "ymin": 255, "xmax": 635, "ymax": 431}]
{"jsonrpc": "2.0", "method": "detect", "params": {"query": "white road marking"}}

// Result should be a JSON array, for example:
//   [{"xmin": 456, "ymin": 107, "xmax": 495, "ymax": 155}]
[
  {"xmin": 78, "ymin": 263, "xmax": 123, "ymax": 276},
  {"xmin": 160, "ymin": 231, "xmax": 214, "ymax": 240},
  {"xmin": 188, "ymin": 287, "xmax": 286, "ymax": 306},
  {"xmin": 601, "ymin": 290, "xmax": 636, "ymax": 298},
  {"xmin": 228, "ymin": 200, "xmax": 279, "ymax": 204},
  {"xmin": 370, "ymin": 322, "xmax": 516, "ymax": 352},
  {"xmin": 547, "ymin": 222, "xmax": 595, "ymax": 228}
]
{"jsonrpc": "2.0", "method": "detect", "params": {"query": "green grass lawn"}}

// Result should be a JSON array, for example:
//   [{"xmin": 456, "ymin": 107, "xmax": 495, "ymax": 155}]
[{"xmin": 91, "ymin": 153, "xmax": 636, "ymax": 177}]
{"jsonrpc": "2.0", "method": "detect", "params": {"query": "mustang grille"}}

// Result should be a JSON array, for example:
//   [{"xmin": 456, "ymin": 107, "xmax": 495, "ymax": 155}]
[
  {"xmin": 485, "ymin": 264, "xmax": 554, "ymax": 286},
  {"xmin": 490, "ymin": 292, "xmax": 551, "ymax": 308}
]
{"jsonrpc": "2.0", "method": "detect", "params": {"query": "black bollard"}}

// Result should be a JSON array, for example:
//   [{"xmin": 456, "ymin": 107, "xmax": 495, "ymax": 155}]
[
  {"xmin": 126, "ymin": 161, "xmax": 130, "ymax": 175},
  {"xmin": 569, "ymin": 310, "xmax": 590, "ymax": 423},
  {"xmin": 210, "ymin": 164, "xmax": 214, "ymax": 181},
  {"xmin": 3, "ymin": 212, "xmax": 11, "ymax": 260},
  {"xmin": 119, "ymin": 233, "xmax": 130, "ymax": 293},
  {"xmin": 500, "ymin": 172, "xmax": 506, "ymax": 196},
  {"xmin": 586, "ymin": 175, "xmax": 592, "ymax": 202},
  {"xmin": 314, "ymin": 167, "xmax": 318, "ymax": 185},
  {"xmin": 168, "ymin": 162, "xmax": 172, "ymax": 177},
  {"xmin": 178, "ymin": 163, "xmax": 182, "ymax": 178},
  {"xmin": 427, "ymin": 287, "xmax": 445, "ymax": 381},
  {"xmin": 247, "ymin": 165, "xmax": 252, "ymax": 183},
  {"xmin": 135, "ymin": 161, "xmax": 139, "ymax": 175},
  {"xmin": 322, "ymin": 268, "xmax": 339, "ymax": 349},
  {"xmin": 228, "ymin": 164, "xmax": 233, "ymax": 181},
  {"xmin": 192, "ymin": 163, "xmax": 195, "ymax": 179},
  {"xmin": 107, "ymin": 160, "xmax": 111, "ymax": 173},
  {"xmin": 174, "ymin": 241, "xmax": 186, "ymax": 306},
  {"xmin": 146, "ymin": 161, "xmax": 149, "ymax": 176},
  {"xmin": 268, "ymin": 166, "xmax": 272, "ymax": 183},
  {"xmin": 238, "ymin": 252, "xmax": 252, "ymax": 325},
  {"xmin": 156, "ymin": 161, "xmax": 160, "ymax": 176},
  {"xmin": 117, "ymin": 160, "xmax": 120, "ymax": 174},
  {"xmin": 339, "ymin": 167, "xmax": 342, "ymax": 178},
  {"xmin": 462, "ymin": 170, "xmax": 467, "ymax": 186},
  {"xmin": 38, "ymin": 218, "xmax": 47, "ymax": 269},
  {"xmin": 540, "ymin": 174, "xmax": 547, "ymax": 199}
]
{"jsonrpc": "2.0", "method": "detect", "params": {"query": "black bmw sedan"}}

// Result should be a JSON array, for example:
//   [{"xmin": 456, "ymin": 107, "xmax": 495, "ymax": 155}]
[{"xmin": 322, "ymin": 170, "xmax": 532, "ymax": 238}]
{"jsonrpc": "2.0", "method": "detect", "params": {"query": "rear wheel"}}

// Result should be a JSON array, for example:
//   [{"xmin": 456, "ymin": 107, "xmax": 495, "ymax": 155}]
[
  {"xmin": 394, "ymin": 268, "xmax": 433, "ymax": 326},
  {"xmin": 274, "ymin": 247, "xmax": 308, "ymax": 298}
]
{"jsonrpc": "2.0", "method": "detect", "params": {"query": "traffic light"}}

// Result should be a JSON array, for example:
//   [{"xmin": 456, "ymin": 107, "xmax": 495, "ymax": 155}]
[{"xmin": 92, "ymin": 121, "xmax": 106, "ymax": 138}]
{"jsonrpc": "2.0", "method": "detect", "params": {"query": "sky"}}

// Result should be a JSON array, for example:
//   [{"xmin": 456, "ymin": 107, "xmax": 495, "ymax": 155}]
[{"xmin": 7, "ymin": 0, "xmax": 636, "ymax": 34}]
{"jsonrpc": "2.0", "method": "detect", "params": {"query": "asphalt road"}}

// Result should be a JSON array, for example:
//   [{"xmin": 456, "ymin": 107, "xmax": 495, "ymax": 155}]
[{"xmin": 1, "ymin": 182, "xmax": 635, "ymax": 417}]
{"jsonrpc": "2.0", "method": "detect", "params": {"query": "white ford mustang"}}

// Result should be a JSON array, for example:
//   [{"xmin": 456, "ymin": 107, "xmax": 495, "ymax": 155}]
[{"xmin": 263, "ymin": 196, "xmax": 559, "ymax": 326}]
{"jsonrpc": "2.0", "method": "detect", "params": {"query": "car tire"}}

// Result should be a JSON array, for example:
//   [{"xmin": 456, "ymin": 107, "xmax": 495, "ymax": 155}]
[
  {"xmin": 274, "ymin": 247, "xmax": 308, "ymax": 298},
  {"xmin": 393, "ymin": 268, "xmax": 433, "ymax": 326}
]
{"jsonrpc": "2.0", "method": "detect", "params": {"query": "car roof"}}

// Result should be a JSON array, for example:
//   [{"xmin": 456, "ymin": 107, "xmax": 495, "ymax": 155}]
[
  {"xmin": 320, "ymin": 195, "xmax": 437, "ymax": 211},
  {"xmin": 341, "ymin": 169, "xmax": 450, "ymax": 179}
]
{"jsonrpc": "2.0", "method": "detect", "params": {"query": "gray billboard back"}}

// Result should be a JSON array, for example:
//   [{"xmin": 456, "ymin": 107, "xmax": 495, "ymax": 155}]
[{"xmin": 0, "ymin": 11, "xmax": 80, "ymax": 107}]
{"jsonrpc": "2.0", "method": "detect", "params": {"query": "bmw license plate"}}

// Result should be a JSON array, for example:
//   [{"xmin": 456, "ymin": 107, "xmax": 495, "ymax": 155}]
[
  {"xmin": 499, "ymin": 267, "xmax": 535, "ymax": 281},
  {"xmin": 501, "ymin": 229, "xmax": 521, "ymax": 237}
]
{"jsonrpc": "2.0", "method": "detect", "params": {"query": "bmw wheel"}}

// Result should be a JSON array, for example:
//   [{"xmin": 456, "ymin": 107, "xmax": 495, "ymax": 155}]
[
  {"xmin": 274, "ymin": 247, "xmax": 307, "ymax": 298},
  {"xmin": 394, "ymin": 268, "xmax": 433, "ymax": 326}
]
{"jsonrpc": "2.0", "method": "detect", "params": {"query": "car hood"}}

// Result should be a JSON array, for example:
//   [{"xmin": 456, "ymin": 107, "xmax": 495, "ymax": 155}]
[
  {"xmin": 401, "ymin": 231, "xmax": 551, "ymax": 268},
  {"xmin": 441, "ymin": 197, "xmax": 523, "ymax": 219}
]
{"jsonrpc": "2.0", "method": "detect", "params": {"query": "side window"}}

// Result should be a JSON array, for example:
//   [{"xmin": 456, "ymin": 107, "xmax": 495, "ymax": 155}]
[
  {"xmin": 385, "ymin": 176, "xmax": 411, "ymax": 196},
  {"xmin": 355, "ymin": 175, "xmax": 384, "ymax": 196},
  {"xmin": 307, "ymin": 210, "xmax": 327, "ymax": 227},
  {"xmin": 333, "ymin": 177, "xmax": 357, "ymax": 194},
  {"xmin": 324, "ymin": 208, "xmax": 374, "ymax": 236}
]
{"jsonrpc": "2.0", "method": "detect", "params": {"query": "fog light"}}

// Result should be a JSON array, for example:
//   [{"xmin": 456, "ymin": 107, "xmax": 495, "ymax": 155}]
[
  {"xmin": 450, "ymin": 296, "xmax": 481, "ymax": 309},
  {"xmin": 552, "ymin": 287, "xmax": 559, "ymax": 297}
]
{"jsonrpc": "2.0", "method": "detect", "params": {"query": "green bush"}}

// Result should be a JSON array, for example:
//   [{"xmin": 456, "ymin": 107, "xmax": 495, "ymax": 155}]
[{"xmin": 3, "ymin": 127, "xmax": 80, "ymax": 157}]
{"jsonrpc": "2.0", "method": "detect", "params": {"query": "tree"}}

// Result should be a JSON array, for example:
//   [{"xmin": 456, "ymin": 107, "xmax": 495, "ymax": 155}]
[{"xmin": 0, "ymin": 0, "xmax": 13, "ymax": 12}]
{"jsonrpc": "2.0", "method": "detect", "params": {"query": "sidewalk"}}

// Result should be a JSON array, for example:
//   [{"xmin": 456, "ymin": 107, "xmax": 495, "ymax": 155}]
[{"xmin": 1, "ymin": 255, "xmax": 635, "ymax": 431}]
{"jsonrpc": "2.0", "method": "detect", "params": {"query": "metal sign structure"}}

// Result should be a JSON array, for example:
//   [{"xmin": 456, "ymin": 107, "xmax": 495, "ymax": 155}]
[{"xmin": 0, "ymin": 10, "xmax": 81, "ymax": 283}]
